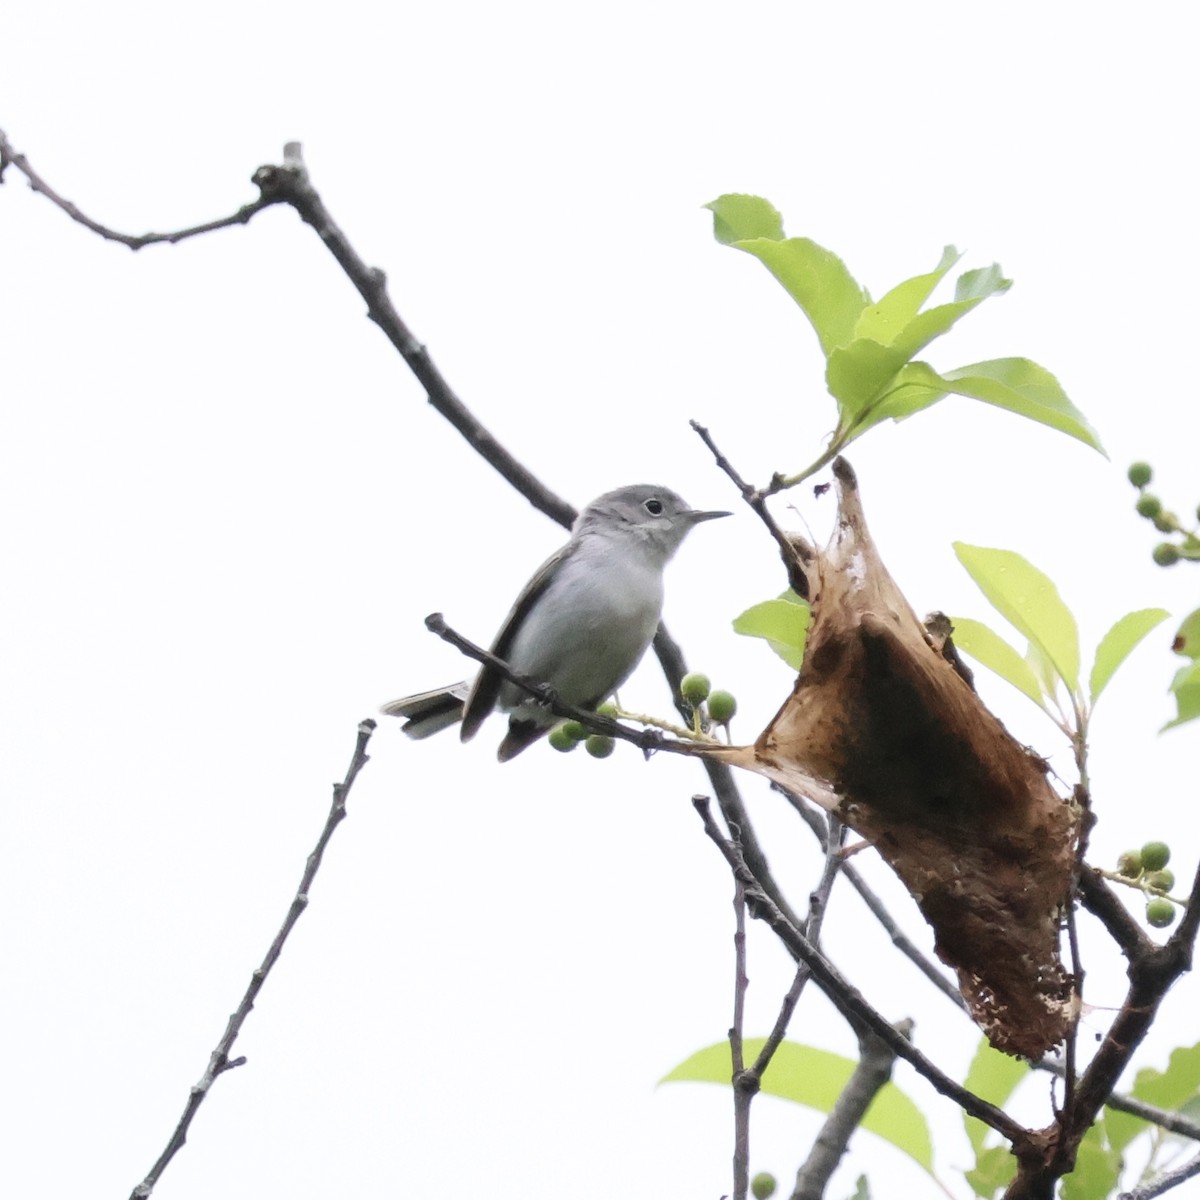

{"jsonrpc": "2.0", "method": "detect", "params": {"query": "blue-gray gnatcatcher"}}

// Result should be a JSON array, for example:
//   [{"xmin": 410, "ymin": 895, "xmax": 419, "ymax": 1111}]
[{"xmin": 382, "ymin": 484, "xmax": 730, "ymax": 760}]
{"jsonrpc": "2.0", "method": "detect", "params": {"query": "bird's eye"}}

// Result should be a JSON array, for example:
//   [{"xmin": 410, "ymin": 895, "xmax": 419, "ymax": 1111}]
[{"xmin": 644, "ymin": 498, "xmax": 664, "ymax": 516}]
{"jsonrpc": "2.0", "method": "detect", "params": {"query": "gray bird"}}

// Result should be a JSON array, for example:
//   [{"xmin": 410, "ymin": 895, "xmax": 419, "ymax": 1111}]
[{"xmin": 382, "ymin": 484, "xmax": 730, "ymax": 760}]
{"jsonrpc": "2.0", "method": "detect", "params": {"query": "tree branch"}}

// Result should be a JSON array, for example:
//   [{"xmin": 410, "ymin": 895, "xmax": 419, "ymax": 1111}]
[
  {"xmin": 791, "ymin": 1019, "xmax": 914, "ymax": 1200},
  {"xmin": 730, "ymin": 815, "xmax": 846, "ymax": 1200},
  {"xmin": 777, "ymin": 785, "xmax": 968, "ymax": 1011},
  {"xmin": 692, "ymin": 795, "xmax": 1030, "ymax": 1148},
  {"xmin": 1004, "ymin": 858, "xmax": 1200, "ymax": 1197},
  {"xmin": 0, "ymin": 128, "xmax": 279, "ymax": 248},
  {"xmin": 127, "ymin": 719, "xmax": 376, "ymax": 1200},
  {"xmin": 1118, "ymin": 1149, "xmax": 1200, "ymax": 1200}
]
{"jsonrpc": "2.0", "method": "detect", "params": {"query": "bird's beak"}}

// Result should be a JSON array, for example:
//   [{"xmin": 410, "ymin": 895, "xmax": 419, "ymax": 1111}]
[{"xmin": 686, "ymin": 508, "xmax": 733, "ymax": 524}]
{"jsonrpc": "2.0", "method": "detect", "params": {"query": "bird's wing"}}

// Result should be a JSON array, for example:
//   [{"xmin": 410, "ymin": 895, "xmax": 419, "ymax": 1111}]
[{"xmin": 459, "ymin": 538, "xmax": 580, "ymax": 742}]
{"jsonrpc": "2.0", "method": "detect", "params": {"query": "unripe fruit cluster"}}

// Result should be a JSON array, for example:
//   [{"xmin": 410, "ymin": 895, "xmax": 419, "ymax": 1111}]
[
  {"xmin": 680, "ymin": 672, "xmax": 738, "ymax": 724},
  {"xmin": 1128, "ymin": 461, "xmax": 1199, "ymax": 567},
  {"xmin": 1116, "ymin": 840, "xmax": 1179, "ymax": 929},
  {"xmin": 548, "ymin": 713, "xmax": 616, "ymax": 759}
]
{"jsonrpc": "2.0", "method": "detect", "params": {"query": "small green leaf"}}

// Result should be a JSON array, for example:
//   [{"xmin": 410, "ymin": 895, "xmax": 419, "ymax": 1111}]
[
  {"xmin": 1060, "ymin": 1120, "xmax": 1122, "ymax": 1200},
  {"xmin": 721, "ymin": 235, "xmax": 870, "ymax": 356},
  {"xmin": 961, "ymin": 1039, "xmax": 1031, "ymax": 1155},
  {"xmin": 1089, "ymin": 608, "xmax": 1171, "ymax": 704},
  {"xmin": 843, "ymin": 1176, "xmax": 871, "ymax": 1200},
  {"xmin": 964, "ymin": 1145, "xmax": 1016, "ymax": 1199},
  {"xmin": 1172, "ymin": 607, "xmax": 1200, "ymax": 659},
  {"xmin": 733, "ymin": 592, "xmax": 810, "ymax": 670},
  {"xmin": 885, "ymin": 297, "xmax": 998, "ymax": 367},
  {"xmin": 825, "ymin": 339, "xmax": 908, "ymax": 413},
  {"xmin": 947, "ymin": 618, "xmax": 1049, "ymax": 711},
  {"xmin": 853, "ymin": 246, "xmax": 961, "ymax": 345},
  {"xmin": 1102, "ymin": 1105, "xmax": 1149, "ymax": 1155},
  {"xmin": 1165, "ymin": 660, "xmax": 1200, "ymax": 729},
  {"xmin": 954, "ymin": 544, "xmax": 1082, "ymax": 697},
  {"xmin": 661, "ymin": 1040, "xmax": 934, "ymax": 1174},
  {"xmin": 880, "ymin": 265, "xmax": 1012, "ymax": 369},
  {"xmin": 955, "ymin": 264, "xmax": 1012, "ymax": 303},
  {"xmin": 1132, "ymin": 1043, "xmax": 1200, "ymax": 1111},
  {"xmin": 705, "ymin": 194, "xmax": 785, "ymax": 245}
]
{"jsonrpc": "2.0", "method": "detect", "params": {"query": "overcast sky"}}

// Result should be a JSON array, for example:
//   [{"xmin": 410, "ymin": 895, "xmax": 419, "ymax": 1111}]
[{"xmin": 4, "ymin": 4, "xmax": 1199, "ymax": 1198}]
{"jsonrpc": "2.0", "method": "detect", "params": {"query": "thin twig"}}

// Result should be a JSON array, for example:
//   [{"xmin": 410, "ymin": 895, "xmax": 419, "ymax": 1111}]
[
  {"xmin": 0, "ymin": 128, "xmax": 279, "ymax": 248},
  {"xmin": 732, "ymin": 815, "xmax": 845, "ymax": 1200},
  {"xmin": 731, "ymin": 878, "xmax": 750, "ymax": 1200},
  {"xmin": 750, "ymin": 815, "xmax": 845, "ymax": 1079},
  {"xmin": 0, "ymin": 131, "xmax": 574, "ymax": 526},
  {"xmin": 777, "ymin": 785, "xmax": 968, "ymax": 1010},
  {"xmin": 690, "ymin": 419, "xmax": 812, "ymax": 598},
  {"xmin": 1117, "ymin": 1149, "xmax": 1200, "ymax": 1200},
  {"xmin": 127, "ymin": 719, "xmax": 376, "ymax": 1200},
  {"xmin": 1033, "ymin": 1057, "xmax": 1200, "ymax": 1142}
]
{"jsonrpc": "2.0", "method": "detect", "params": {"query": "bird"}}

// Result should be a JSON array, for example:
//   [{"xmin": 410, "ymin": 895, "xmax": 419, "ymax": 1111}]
[{"xmin": 382, "ymin": 484, "xmax": 730, "ymax": 761}]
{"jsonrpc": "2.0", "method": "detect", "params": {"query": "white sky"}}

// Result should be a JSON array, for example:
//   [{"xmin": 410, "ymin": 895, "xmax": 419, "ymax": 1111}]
[{"xmin": 4, "ymin": 4, "xmax": 1199, "ymax": 1198}]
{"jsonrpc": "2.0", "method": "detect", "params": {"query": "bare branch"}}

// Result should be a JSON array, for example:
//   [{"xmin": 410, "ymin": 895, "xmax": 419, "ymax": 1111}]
[
  {"xmin": 749, "ymin": 815, "xmax": 845, "ymax": 1080},
  {"xmin": 778, "ymin": 785, "xmax": 968, "ymax": 1011},
  {"xmin": 1118, "ymin": 1150, "xmax": 1200, "ymax": 1200},
  {"xmin": 127, "ymin": 719, "xmax": 376, "ymax": 1200},
  {"xmin": 422, "ymin": 612, "xmax": 703, "ymax": 756},
  {"xmin": 731, "ymin": 878, "xmax": 751, "ymax": 1200},
  {"xmin": 1004, "ymin": 858, "xmax": 1200, "ymax": 1196},
  {"xmin": 692, "ymin": 795, "xmax": 1030, "ymax": 1148},
  {"xmin": 0, "ymin": 128, "xmax": 280, "ymax": 248},
  {"xmin": 791, "ymin": 1019, "xmax": 914, "ymax": 1200},
  {"xmin": 730, "ymin": 815, "xmax": 845, "ymax": 1200},
  {"xmin": 690, "ymin": 418, "xmax": 812, "ymax": 598}
]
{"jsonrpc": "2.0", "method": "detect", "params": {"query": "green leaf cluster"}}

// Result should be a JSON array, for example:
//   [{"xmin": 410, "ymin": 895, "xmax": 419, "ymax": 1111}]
[
  {"xmin": 706, "ymin": 194, "xmax": 1104, "ymax": 485},
  {"xmin": 949, "ymin": 543, "xmax": 1168, "ymax": 741}
]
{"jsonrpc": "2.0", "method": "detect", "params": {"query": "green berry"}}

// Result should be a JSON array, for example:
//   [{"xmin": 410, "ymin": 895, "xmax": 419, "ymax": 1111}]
[
  {"xmin": 561, "ymin": 720, "xmax": 588, "ymax": 742},
  {"xmin": 681, "ymin": 672, "xmax": 711, "ymax": 704},
  {"xmin": 751, "ymin": 1174, "xmax": 777, "ymax": 1200},
  {"xmin": 548, "ymin": 724, "xmax": 578, "ymax": 753},
  {"xmin": 595, "ymin": 700, "xmax": 618, "ymax": 718},
  {"xmin": 1141, "ymin": 841, "xmax": 1171, "ymax": 871},
  {"xmin": 1153, "ymin": 512, "xmax": 1179, "ymax": 533},
  {"xmin": 585, "ymin": 734, "xmax": 615, "ymax": 758},
  {"xmin": 1117, "ymin": 851, "xmax": 1143, "ymax": 879},
  {"xmin": 1153, "ymin": 543, "xmax": 1180, "ymax": 567},
  {"xmin": 1136, "ymin": 493, "xmax": 1163, "ymax": 519},
  {"xmin": 1146, "ymin": 898, "xmax": 1176, "ymax": 928},
  {"xmin": 707, "ymin": 689, "xmax": 738, "ymax": 723},
  {"xmin": 1146, "ymin": 869, "xmax": 1175, "ymax": 893},
  {"xmin": 1128, "ymin": 462, "xmax": 1153, "ymax": 488}
]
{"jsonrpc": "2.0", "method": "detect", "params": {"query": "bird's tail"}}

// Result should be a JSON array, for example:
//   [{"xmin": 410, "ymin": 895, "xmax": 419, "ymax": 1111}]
[{"xmin": 380, "ymin": 682, "xmax": 471, "ymax": 739}]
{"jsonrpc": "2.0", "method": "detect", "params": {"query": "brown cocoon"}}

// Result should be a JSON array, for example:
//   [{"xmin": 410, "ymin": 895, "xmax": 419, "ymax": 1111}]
[{"xmin": 715, "ymin": 458, "xmax": 1080, "ymax": 1058}]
